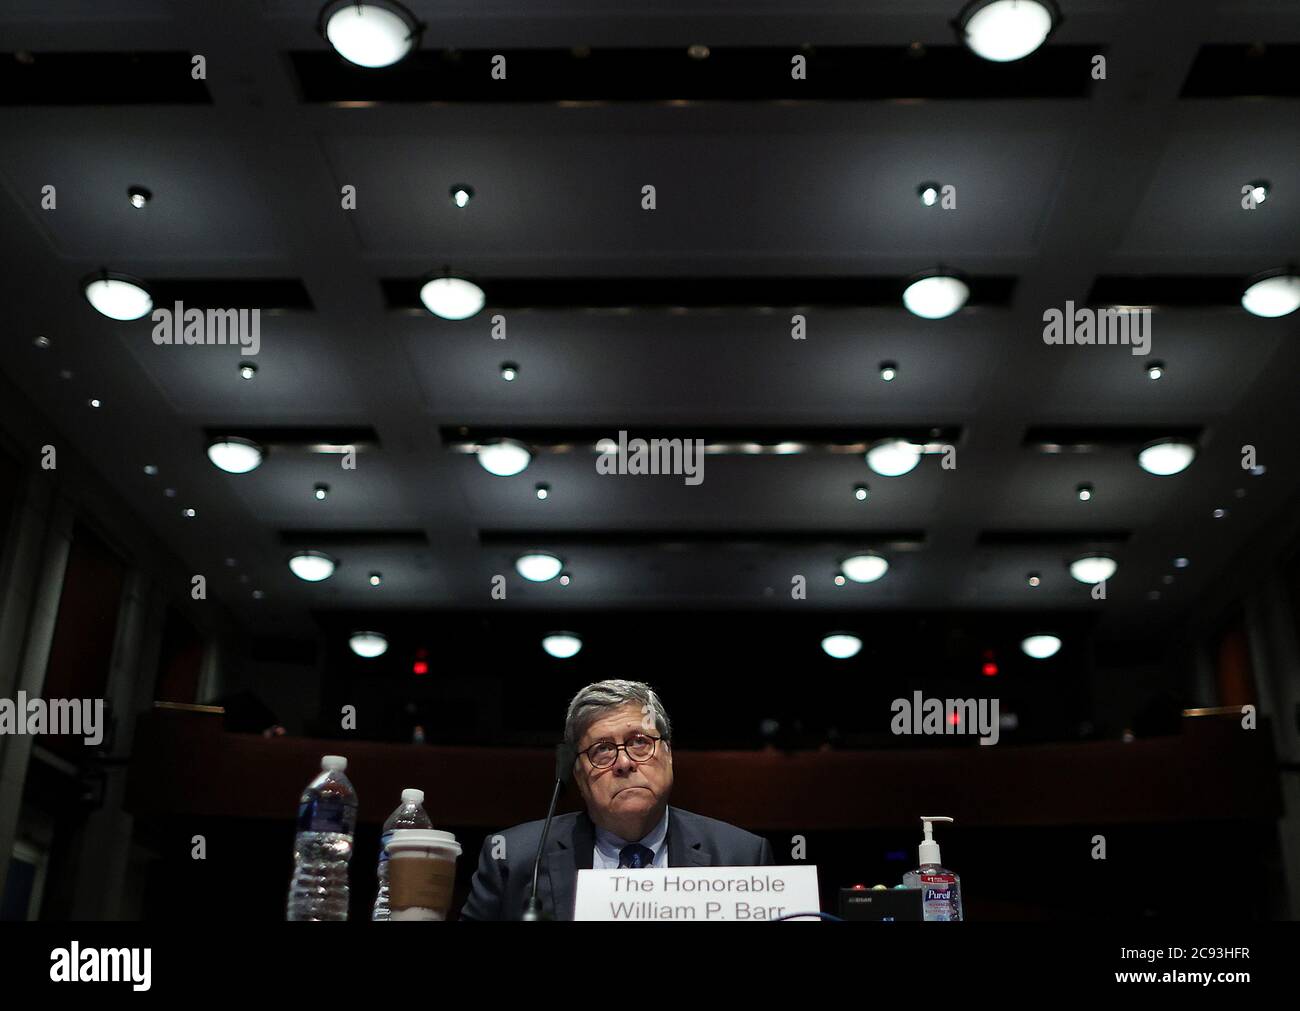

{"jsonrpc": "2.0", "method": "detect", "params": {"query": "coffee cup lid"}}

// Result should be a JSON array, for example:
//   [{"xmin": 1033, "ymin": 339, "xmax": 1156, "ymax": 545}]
[{"xmin": 386, "ymin": 829, "xmax": 462, "ymax": 856}]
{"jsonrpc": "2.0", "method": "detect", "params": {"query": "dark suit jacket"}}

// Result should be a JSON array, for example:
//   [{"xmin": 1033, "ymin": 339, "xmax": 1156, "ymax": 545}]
[{"xmin": 459, "ymin": 806, "xmax": 775, "ymax": 921}]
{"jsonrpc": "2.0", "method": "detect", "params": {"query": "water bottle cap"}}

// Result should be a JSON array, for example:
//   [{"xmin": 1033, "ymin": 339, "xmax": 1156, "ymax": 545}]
[
  {"xmin": 401, "ymin": 788, "xmax": 425, "ymax": 804},
  {"xmin": 321, "ymin": 755, "xmax": 348, "ymax": 772}
]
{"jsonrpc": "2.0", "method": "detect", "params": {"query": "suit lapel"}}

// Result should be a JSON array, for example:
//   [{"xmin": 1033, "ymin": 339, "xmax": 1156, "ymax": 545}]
[
  {"xmin": 666, "ymin": 806, "xmax": 713, "ymax": 867},
  {"xmin": 544, "ymin": 810, "xmax": 594, "ymax": 920}
]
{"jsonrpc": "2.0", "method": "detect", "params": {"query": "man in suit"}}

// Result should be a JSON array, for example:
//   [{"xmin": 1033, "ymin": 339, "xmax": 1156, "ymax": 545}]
[{"xmin": 460, "ymin": 679, "xmax": 775, "ymax": 920}]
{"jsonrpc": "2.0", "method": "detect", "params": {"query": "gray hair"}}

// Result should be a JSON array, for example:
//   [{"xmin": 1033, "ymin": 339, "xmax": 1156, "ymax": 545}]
[{"xmin": 563, "ymin": 679, "xmax": 672, "ymax": 749}]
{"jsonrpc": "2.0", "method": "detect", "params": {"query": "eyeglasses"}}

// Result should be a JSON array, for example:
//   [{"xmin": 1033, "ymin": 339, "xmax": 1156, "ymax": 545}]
[{"xmin": 581, "ymin": 733, "xmax": 662, "ymax": 769}]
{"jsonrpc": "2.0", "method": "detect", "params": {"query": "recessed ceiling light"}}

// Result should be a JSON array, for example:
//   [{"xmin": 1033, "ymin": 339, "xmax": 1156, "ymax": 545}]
[
  {"xmin": 1069, "ymin": 554, "xmax": 1116, "ymax": 584},
  {"xmin": 1247, "ymin": 179, "xmax": 1270, "ymax": 205},
  {"xmin": 33, "ymin": 335, "xmax": 50, "ymax": 348},
  {"xmin": 239, "ymin": 362, "xmax": 258, "ymax": 380},
  {"xmin": 841, "ymin": 553, "xmax": 889, "ymax": 583},
  {"xmin": 687, "ymin": 44, "xmax": 710, "ymax": 59},
  {"xmin": 1021, "ymin": 634, "xmax": 1061, "ymax": 659},
  {"xmin": 853, "ymin": 484, "xmax": 869, "ymax": 502},
  {"xmin": 143, "ymin": 464, "xmax": 158, "ymax": 476},
  {"xmin": 349, "ymin": 631, "xmax": 388, "ymax": 658},
  {"xmin": 956, "ymin": 0, "xmax": 1059, "ymax": 63},
  {"xmin": 314, "ymin": 482, "xmax": 330, "ymax": 500},
  {"xmin": 450, "ymin": 184, "xmax": 474, "ymax": 208},
  {"xmin": 1027, "ymin": 572, "xmax": 1041, "ymax": 587},
  {"xmin": 1241, "ymin": 271, "xmax": 1300, "ymax": 318},
  {"xmin": 1076, "ymin": 482, "xmax": 1093, "ymax": 501},
  {"xmin": 879, "ymin": 361, "xmax": 898, "ymax": 382},
  {"xmin": 319, "ymin": 0, "xmax": 421, "ymax": 68},
  {"xmin": 834, "ymin": 574, "xmax": 846, "ymax": 586},
  {"xmin": 902, "ymin": 272, "xmax": 969, "ymax": 319},
  {"xmin": 821, "ymin": 633, "xmax": 862, "ymax": 659},
  {"xmin": 866, "ymin": 439, "xmax": 922, "ymax": 477},
  {"xmin": 369, "ymin": 571, "xmax": 383, "ymax": 586},
  {"xmin": 419, "ymin": 275, "xmax": 485, "ymax": 320},
  {"xmin": 1250, "ymin": 465, "xmax": 1266, "ymax": 477},
  {"xmin": 1146, "ymin": 361, "xmax": 1164, "ymax": 380},
  {"xmin": 88, "ymin": 398, "xmax": 102, "ymax": 408},
  {"xmin": 535, "ymin": 482, "xmax": 550, "ymax": 500},
  {"xmin": 917, "ymin": 182, "xmax": 940, "ymax": 207},
  {"xmin": 182, "ymin": 507, "xmax": 196, "ymax": 518},
  {"xmin": 252, "ymin": 589, "xmax": 265, "ymax": 600},
  {"xmin": 1137, "ymin": 439, "xmax": 1196, "ymax": 476},
  {"xmin": 207, "ymin": 437, "xmax": 264, "ymax": 474},
  {"xmin": 559, "ymin": 572, "xmax": 571, "ymax": 586},
  {"xmin": 500, "ymin": 362, "xmax": 519, "ymax": 382},
  {"xmin": 1213, "ymin": 507, "xmax": 1228, "ymax": 519},
  {"xmin": 127, "ymin": 185, "xmax": 152, "ymax": 209},
  {"xmin": 82, "ymin": 272, "xmax": 152, "ymax": 321},
  {"xmin": 542, "ymin": 632, "xmax": 582, "ymax": 659},
  {"xmin": 516, "ymin": 552, "xmax": 563, "ymax": 582},
  {"xmin": 164, "ymin": 487, "xmax": 176, "ymax": 498},
  {"xmin": 1173, "ymin": 557, "xmax": 1189, "ymax": 568},
  {"xmin": 477, "ymin": 439, "xmax": 531, "ymax": 476},
  {"xmin": 289, "ymin": 550, "xmax": 337, "ymax": 582}
]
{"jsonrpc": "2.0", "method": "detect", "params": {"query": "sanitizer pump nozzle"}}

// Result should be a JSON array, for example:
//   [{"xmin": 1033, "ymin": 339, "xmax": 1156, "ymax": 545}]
[{"xmin": 918, "ymin": 815, "xmax": 953, "ymax": 866}]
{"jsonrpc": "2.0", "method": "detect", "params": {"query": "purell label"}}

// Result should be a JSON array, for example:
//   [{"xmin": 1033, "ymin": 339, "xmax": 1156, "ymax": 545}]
[{"xmin": 920, "ymin": 873, "xmax": 957, "ymax": 921}]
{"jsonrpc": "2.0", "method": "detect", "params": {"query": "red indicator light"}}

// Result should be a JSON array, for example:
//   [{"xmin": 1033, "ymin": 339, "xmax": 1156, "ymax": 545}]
[
  {"xmin": 982, "ymin": 662, "xmax": 998, "ymax": 677},
  {"xmin": 412, "ymin": 660, "xmax": 429, "ymax": 675},
  {"xmin": 948, "ymin": 711, "xmax": 961, "ymax": 726}
]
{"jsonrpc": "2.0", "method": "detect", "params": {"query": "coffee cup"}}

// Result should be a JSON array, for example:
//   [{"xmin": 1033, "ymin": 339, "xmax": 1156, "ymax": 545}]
[{"xmin": 385, "ymin": 829, "xmax": 462, "ymax": 921}]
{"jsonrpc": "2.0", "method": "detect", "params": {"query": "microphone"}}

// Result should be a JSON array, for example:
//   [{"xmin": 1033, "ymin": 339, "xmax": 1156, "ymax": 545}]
[{"xmin": 521, "ymin": 742, "xmax": 576, "ymax": 921}]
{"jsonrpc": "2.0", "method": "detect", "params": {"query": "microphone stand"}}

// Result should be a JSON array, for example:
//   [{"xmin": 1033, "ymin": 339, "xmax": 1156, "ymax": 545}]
[{"xmin": 522, "ymin": 743, "xmax": 575, "ymax": 921}]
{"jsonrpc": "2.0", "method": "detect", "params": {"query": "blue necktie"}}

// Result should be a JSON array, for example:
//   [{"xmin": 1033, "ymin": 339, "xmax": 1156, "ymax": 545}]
[{"xmin": 619, "ymin": 843, "xmax": 654, "ymax": 869}]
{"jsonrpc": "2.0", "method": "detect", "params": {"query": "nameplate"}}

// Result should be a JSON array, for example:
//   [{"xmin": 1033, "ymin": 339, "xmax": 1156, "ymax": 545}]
[{"xmin": 574, "ymin": 866, "xmax": 821, "ymax": 921}]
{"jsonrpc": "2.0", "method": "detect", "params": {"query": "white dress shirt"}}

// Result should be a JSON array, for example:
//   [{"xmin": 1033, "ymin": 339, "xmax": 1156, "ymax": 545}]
[{"xmin": 592, "ymin": 807, "xmax": 670, "ymax": 869}]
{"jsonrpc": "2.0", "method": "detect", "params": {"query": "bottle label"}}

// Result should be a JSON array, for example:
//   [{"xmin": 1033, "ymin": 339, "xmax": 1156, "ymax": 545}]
[
  {"xmin": 298, "ymin": 795, "xmax": 357, "ymax": 835},
  {"xmin": 919, "ymin": 872, "xmax": 958, "ymax": 921}
]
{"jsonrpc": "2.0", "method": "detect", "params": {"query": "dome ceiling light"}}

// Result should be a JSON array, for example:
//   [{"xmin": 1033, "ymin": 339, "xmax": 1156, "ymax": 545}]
[
  {"xmin": 866, "ymin": 439, "xmax": 923, "ymax": 477},
  {"xmin": 1069, "ymin": 554, "xmax": 1116, "ymax": 585},
  {"xmin": 206, "ymin": 437, "xmax": 264, "ymax": 474},
  {"xmin": 515, "ymin": 553, "xmax": 563, "ymax": 582},
  {"xmin": 821, "ymin": 634, "xmax": 862, "ymax": 659},
  {"xmin": 319, "ymin": 0, "xmax": 422, "ymax": 68},
  {"xmin": 1137, "ymin": 439, "xmax": 1196, "ymax": 476},
  {"xmin": 82, "ymin": 271, "xmax": 152, "ymax": 321},
  {"xmin": 477, "ymin": 439, "xmax": 531, "ymax": 476},
  {"xmin": 419, "ymin": 274, "xmax": 485, "ymax": 320},
  {"xmin": 955, "ymin": 0, "xmax": 1061, "ymax": 63},
  {"xmin": 349, "ymin": 631, "xmax": 388, "ymax": 658},
  {"xmin": 902, "ymin": 272, "xmax": 970, "ymax": 319},
  {"xmin": 288, "ymin": 550, "xmax": 338, "ymax": 582},
  {"xmin": 542, "ymin": 633, "xmax": 582, "ymax": 659},
  {"xmin": 1241, "ymin": 270, "xmax": 1300, "ymax": 318}
]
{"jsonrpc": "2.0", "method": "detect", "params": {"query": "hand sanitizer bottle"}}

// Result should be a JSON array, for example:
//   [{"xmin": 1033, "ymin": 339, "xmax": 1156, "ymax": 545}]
[{"xmin": 902, "ymin": 816, "xmax": 962, "ymax": 921}]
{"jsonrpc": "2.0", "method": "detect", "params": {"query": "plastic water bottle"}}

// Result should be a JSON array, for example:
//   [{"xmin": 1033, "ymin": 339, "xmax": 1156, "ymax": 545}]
[
  {"xmin": 286, "ymin": 755, "xmax": 358, "ymax": 921},
  {"xmin": 373, "ymin": 788, "xmax": 433, "ymax": 920}
]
